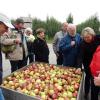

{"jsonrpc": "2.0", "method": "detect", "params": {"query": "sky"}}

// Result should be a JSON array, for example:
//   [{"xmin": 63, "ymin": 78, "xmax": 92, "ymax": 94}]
[{"xmin": 0, "ymin": 0, "xmax": 99, "ymax": 24}]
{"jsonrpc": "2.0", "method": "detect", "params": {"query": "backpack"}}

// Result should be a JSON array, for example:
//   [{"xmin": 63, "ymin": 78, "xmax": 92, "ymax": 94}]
[{"xmin": 90, "ymin": 45, "xmax": 100, "ymax": 77}]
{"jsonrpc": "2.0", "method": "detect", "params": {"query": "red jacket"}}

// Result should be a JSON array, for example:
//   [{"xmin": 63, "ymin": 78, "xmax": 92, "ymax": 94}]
[{"xmin": 90, "ymin": 46, "xmax": 100, "ymax": 77}]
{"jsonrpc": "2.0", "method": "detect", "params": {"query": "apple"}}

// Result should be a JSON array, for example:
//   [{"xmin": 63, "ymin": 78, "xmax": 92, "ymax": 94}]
[
  {"xmin": 8, "ymin": 81, "xmax": 14, "ymax": 86},
  {"xmin": 74, "ymin": 83, "xmax": 79, "ymax": 90},
  {"xmin": 51, "ymin": 93, "xmax": 58, "ymax": 99},
  {"xmin": 34, "ymin": 89, "xmax": 39, "ymax": 95},
  {"xmin": 3, "ymin": 80, "xmax": 8, "ymax": 85},
  {"xmin": 67, "ymin": 91, "xmax": 73, "ymax": 98},
  {"xmin": 71, "ymin": 98, "xmax": 76, "ymax": 100},
  {"xmin": 29, "ymin": 91, "xmax": 36, "ymax": 96},
  {"xmin": 62, "ymin": 92, "xmax": 68, "ymax": 98},
  {"xmin": 49, "ymin": 89, "xmax": 54, "ymax": 95}
]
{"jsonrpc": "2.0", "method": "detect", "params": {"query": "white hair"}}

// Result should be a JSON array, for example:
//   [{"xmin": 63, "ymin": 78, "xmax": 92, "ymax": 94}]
[{"xmin": 25, "ymin": 28, "xmax": 33, "ymax": 33}]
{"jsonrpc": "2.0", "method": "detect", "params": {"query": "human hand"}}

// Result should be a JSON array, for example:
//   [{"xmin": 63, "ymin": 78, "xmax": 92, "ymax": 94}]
[
  {"xmin": 75, "ymin": 68, "xmax": 81, "ymax": 74},
  {"xmin": 71, "ymin": 41, "xmax": 75, "ymax": 46},
  {"xmin": 94, "ymin": 76, "xmax": 100, "ymax": 86},
  {"xmin": 14, "ymin": 39, "xmax": 21, "ymax": 44}
]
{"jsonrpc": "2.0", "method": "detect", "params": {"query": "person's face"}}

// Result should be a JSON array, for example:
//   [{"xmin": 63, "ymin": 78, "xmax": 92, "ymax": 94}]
[
  {"xmin": 26, "ymin": 31, "xmax": 31, "ymax": 36},
  {"xmin": 83, "ymin": 34, "xmax": 93, "ymax": 43},
  {"xmin": 0, "ymin": 22, "xmax": 8, "ymax": 35},
  {"xmin": 62, "ymin": 23, "xmax": 68, "ymax": 32},
  {"xmin": 68, "ymin": 27, "xmax": 76, "ymax": 36},
  {"xmin": 39, "ymin": 32, "xmax": 45, "ymax": 39},
  {"xmin": 17, "ymin": 23, "xmax": 24, "ymax": 29}
]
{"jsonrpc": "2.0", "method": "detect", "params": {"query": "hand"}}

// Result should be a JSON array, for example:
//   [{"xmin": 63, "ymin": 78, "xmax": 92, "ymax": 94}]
[
  {"xmin": 75, "ymin": 68, "xmax": 81, "ymax": 74},
  {"xmin": 71, "ymin": 41, "xmax": 75, "ymax": 46},
  {"xmin": 14, "ymin": 39, "xmax": 21, "ymax": 44},
  {"xmin": 94, "ymin": 76, "xmax": 100, "ymax": 86}
]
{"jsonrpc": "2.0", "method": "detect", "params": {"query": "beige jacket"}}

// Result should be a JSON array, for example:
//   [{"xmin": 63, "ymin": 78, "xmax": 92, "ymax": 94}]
[{"xmin": 1, "ymin": 31, "xmax": 28, "ymax": 61}]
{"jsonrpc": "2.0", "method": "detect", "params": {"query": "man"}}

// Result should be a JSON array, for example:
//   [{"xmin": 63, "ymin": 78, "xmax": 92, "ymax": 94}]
[
  {"xmin": 0, "ymin": 13, "xmax": 14, "ymax": 100},
  {"xmin": 59, "ymin": 23, "xmax": 82, "ymax": 67},
  {"xmin": 1, "ymin": 18, "xmax": 28, "ymax": 72},
  {"xmin": 53, "ymin": 22, "xmax": 68, "ymax": 65},
  {"xmin": 33, "ymin": 28, "xmax": 49, "ymax": 63}
]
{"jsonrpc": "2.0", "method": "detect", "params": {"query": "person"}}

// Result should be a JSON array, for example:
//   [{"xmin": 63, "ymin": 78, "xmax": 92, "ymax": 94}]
[
  {"xmin": 33, "ymin": 28, "xmax": 49, "ymax": 63},
  {"xmin": 1, "ymin": 18, "xmax": 28, "ymax": 72},
  {"xmin": 53, "ymin": 22, "xmax": 68, "ymax": 65},
  {"xmin": 25, "ymin": 28, "xmax": 35, "ymax": 64},
  {"xmin": 59, "ymin": 23, "xmax": 82, "ymax": 67},
  {"xmin": 81, "ymin": 27, "xmax": 100, "ymax": 100},
  {"xmin": 0, "ymin": 13, "xmax": 14, "ymax": 100}
]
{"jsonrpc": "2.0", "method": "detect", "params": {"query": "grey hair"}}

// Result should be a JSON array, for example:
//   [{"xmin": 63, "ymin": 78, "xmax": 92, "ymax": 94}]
[
  {"xmin": 25, "ymin": 28, "xmax": 33, "ymax": 33},
  {"xmin": 81, "ymin": 27, "xmax": 95, "ymax": 37}
]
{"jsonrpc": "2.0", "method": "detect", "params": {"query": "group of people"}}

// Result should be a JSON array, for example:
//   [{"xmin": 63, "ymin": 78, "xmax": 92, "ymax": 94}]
[
  {"xmin": 53, "ymin": 22, "xmax": 100, "ymax": 100},
  {"xmin": 0, "ymin": 13, "xmax": 100, "ymax": 100}
]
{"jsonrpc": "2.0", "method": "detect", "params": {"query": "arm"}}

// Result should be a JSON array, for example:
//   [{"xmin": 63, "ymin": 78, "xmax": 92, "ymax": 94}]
[
  {"xmin": 1, "ymin": 33, "xmax": 15, "ymax": 45},
  {"xmin": 53, "ymin": 33, "xmax": 58, "ymax": 54},
  {"xmin": 59, "ymin": 37, "xmax": 72, "ymax": 52}
]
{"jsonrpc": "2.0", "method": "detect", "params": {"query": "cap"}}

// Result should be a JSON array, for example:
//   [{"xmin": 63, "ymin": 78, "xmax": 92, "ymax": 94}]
[
  {"xmin": 15, "ymin": 18, "xmax": 24, "ymax": 24},
  {"xmin": 0, "ymin": 13, "xmax": 14, "ymax": 28}
]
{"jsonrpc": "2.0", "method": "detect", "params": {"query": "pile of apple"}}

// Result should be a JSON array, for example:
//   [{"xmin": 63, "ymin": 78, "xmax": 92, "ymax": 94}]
[{"xmin": 1, "ymin": 63, "xmax": 82, "ymax": 100}]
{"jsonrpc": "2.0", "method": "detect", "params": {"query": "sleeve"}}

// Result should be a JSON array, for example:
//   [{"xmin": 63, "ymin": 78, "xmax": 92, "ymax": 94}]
[
  {"xmin": 1, "ymin": 33, "xmax": 15, "ymax": 45},
  {"xmin": 52, "ymin": 33, "xmax": 58, "ymax": 54},
  {"xmin": 59, "ymin": 37, "xmax": 72, "ymax": 53}
]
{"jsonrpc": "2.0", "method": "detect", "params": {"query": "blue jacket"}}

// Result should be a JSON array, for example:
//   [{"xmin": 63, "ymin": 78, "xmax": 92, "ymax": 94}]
[{"xmin": 59, "ymin": 33, "xmax": 82, "ymax": 67}]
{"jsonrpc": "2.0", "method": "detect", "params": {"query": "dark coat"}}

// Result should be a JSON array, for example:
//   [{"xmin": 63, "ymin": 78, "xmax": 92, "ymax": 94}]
[
  {"xmin": 59, "ymin": 33, "xmax": 82, "ymax": 67},
  {"xmin": 33, "ymin": 37, "xmax": 49, "ymax": 63},
  {"xmin": 81, "ymin": 35, "xmax": 100, "ymax": 70}
]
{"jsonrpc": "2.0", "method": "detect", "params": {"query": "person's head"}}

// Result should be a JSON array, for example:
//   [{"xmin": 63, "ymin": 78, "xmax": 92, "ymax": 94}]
[
  {"xmin": 0, "ymin": 13, "xmax": 14, "ymax": 35},
  {"xmin": 67, "ymin": 23, "xmax": 76, "ymax": 37},
  {"xmin": 61, "ymin": 22, "xmax": 68, "ymax": 32},
  {"xmin": 81, "ymin": 27, "xmax": 95, "ymax": 43},
  {"xmin": 25, "ymin": 28, "xmax": 33, "ymax": 36},
  {"xmin": 36, "ymin": 28, "xmax": 45, "ymax": 39},
  {"xmin": 14, "ymin": 18, "xmax": 24, "ymax": 29}
]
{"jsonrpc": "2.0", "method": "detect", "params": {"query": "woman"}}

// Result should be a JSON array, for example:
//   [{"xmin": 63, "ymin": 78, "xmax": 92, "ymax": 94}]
[
  {"xmin": 25, "ymin": 28, "xmax": 35, "ymax": 64},
  {"xmin": 33, "ymin": 28, "xmax": 49, "ymax": 63},
  {"xmin": 81, "ymin": 27, "xmax": 100, "ymax": 100}
]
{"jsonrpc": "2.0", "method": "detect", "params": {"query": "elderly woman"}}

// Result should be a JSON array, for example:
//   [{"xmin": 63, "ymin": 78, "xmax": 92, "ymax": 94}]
[
  {"xmin": 25, "ymin": 28, "xmax": 35, "ymax": 64},
  {"xmin": 81, "ymin": 27, "xmax": 100, "ymax": 100},
  {"xmin": 59, "ymin": 23, "xmax": 82, "ymax": 67}
]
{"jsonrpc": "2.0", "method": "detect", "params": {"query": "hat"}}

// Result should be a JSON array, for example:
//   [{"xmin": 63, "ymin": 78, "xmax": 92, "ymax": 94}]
[
  {"xmin": 0, "ymin": 13, "xmax": 14, "ymax": 28},
  {"xmin": 15, "ymin": 18, "xmax": 24, "ymax": 24}
]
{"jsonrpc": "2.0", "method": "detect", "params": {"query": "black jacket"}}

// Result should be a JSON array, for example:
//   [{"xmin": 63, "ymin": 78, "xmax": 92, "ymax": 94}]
[
  {"xmin": 81, "ymin": 35, "xmax": 100, "ymax": 69},
  {"xmin": 33, "ymin": 37, "xmax": 49, "ymax": 63}
]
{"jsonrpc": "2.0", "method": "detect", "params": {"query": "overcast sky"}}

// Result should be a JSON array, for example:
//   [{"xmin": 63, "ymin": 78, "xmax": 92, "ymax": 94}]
[{"xmin": 0, "ymin": 0, "xmax": 99, "ymax": 24}]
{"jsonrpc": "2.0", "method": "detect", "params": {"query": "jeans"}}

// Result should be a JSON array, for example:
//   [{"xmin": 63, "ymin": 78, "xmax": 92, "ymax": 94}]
[{"xmin": 0, "ymin": 89, "xmax": 5, "ymax": 100}]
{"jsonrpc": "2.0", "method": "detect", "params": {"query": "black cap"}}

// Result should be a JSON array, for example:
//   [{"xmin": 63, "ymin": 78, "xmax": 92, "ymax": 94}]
[{"xmin": 15, "ymin": 18, "xmax": 24, "ymax": 24}]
